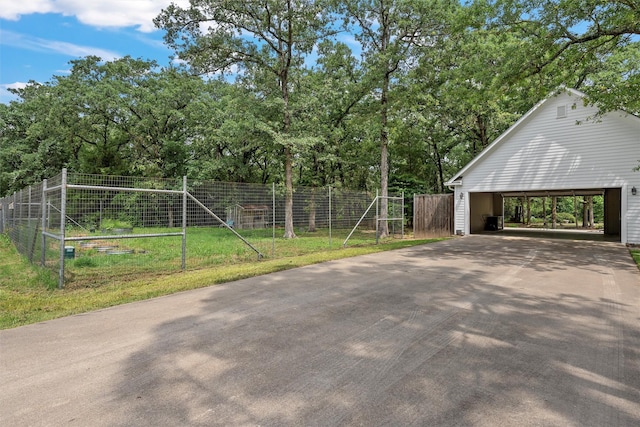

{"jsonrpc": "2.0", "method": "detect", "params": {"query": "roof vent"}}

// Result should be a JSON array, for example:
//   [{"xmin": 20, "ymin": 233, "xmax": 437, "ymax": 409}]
[{"xmin": 556, "ymin": 105, "xmax": 567, "ymax": 118}]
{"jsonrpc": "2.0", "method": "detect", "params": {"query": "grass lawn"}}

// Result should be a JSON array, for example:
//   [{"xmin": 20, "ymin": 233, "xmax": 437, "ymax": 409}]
[
  {"xmin": 631, "ymin": 249, "xmax": 640, "ymax": 268},
  {"xmin": 0, "ymin": 231, "xmax": 444, "ymax": 329}
]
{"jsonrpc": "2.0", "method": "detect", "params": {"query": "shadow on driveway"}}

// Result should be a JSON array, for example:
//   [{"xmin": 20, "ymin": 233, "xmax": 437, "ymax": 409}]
[{"xmin": 103, "ymin": 236, "xmax": 640, "ymax": 426}]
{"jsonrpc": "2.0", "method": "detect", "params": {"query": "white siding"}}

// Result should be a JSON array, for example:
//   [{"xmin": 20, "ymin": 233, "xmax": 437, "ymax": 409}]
[
  {"xmin": 454, "ymin": 188, "xmax": 465, "ymax": 235},
  {"xmin": 462, "ymin": 92, "xmax": 639, "ymax": 192},
  {"xmin": 627, "ymin": 187, "xmax": 640, "ymax": 244},
  {"xmin": 457, "ymin": 91, "xmax": 640, "ymax": 244}
]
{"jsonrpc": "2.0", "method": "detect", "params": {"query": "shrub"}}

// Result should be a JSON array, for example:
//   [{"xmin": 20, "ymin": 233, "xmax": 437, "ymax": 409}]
[
  {"xmin": 100, "ymin": 219, "xmax": 133, "ymax": 230},
  {"xmin": 556, "ymin": 212, "xmax": 575, "ymax": 223}
]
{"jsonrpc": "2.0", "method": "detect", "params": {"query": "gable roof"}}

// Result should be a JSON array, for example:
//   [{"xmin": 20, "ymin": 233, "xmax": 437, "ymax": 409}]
[{"xmin": 444, "ymin": 87, "xmax": 638, "ymax": 187}]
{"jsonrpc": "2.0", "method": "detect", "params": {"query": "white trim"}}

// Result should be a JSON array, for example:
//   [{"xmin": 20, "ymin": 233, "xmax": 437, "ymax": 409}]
[{"xmin": 622, "ymin": 184, "xmax": 628, "ymax": 244}]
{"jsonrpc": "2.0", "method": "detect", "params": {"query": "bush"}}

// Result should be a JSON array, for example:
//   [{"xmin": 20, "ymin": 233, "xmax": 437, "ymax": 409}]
[
  {"xmin": 556, "ymin": 212, "xmax": 575, "ymax": 223},
  {"xmin": 100, "ymin": 219, "xmax": 133, "ymax": 230}
]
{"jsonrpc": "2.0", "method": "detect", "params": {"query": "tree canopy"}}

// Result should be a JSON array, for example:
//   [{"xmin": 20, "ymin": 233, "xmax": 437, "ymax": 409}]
[{"xmin": 2, "ymin": 0, "xmax": 637, "ymax": 206}]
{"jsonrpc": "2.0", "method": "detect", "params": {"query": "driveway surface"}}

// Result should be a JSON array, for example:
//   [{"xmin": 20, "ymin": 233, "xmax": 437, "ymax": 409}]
[{"xmin": 2, "ymin": 235, "xmax": 639, "ymax": 426}]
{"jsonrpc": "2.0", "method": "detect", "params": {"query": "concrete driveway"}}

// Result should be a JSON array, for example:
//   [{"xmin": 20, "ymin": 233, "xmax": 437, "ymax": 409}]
[{"xmin": 2, "ymin": 235, "xmax": 639, "ymax": 426}]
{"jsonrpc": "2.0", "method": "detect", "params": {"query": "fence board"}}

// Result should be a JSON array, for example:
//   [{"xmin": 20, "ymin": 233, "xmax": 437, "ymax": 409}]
[{"xmin": 413, "ymin": 194, "xmax": 454, "ymax": 238}]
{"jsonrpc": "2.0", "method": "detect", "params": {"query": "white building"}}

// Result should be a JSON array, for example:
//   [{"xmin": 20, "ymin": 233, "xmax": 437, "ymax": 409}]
[{"xmin": 445, "ymin": 87, "xmax": 640, "ymax": 244}]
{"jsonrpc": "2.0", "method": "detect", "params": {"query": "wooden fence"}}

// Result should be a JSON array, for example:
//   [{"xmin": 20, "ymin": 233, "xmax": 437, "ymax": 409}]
[{"xmin": 413, "ymin": 194, "xmax": 454, "ymax": 238}]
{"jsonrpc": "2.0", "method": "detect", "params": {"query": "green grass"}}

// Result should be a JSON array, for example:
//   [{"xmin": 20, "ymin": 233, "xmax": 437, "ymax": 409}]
[
  {"xmin": 0, "ymin": 231, "xmax": 444, "ymax": 329},
  {"xmin": 62, "ymin": 227, "xmax": 397, "ymax": 287},
  {"xmin": 631, "ymin": 249, "xmax": 640, "ymax": 269}
]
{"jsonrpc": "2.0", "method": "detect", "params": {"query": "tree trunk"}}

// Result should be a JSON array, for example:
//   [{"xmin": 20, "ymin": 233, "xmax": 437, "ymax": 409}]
[
  {"xmin": 552, "ymin": 196, "xmax": 557, "ymax": 229},
  {"xmin": 542, "ymin": 197, "xmax": 546, "ymax": 227},
  {"xmin": 378, "ymin": 70, "xmax": 390, "ymax": 239},
  {"xmin": 307, "ymin": 188, "xmax": 316, "ymax": 232},
  {"xmin": 432, "ymin": 140, "xmax": 445, "ymax": 194},
  {"xmin": 283, "ymin": 147, "xmax": 296, "ymax": 238},
  {"xmin": 588, "ymin": 196, "xmax": 594, "ymax": 229},
  {"xmin": 281, "ymin": 47, "xmax": 296, "ymax": 239},
  {"xmin": 526, "ymin": 196, "xmax": 531, "ymax": 225}
]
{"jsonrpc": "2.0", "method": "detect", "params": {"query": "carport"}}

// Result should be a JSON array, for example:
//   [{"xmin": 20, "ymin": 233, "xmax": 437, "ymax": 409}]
[
  {"xmin": 445, "ymin": 87, "xmax": 639, "ymax": 244},
  {"xmin": 467, "ymin": 188, "xmax": 621, "ymax": 241}
]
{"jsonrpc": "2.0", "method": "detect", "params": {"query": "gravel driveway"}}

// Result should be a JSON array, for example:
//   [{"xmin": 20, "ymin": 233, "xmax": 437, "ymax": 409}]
[{"xmin": 2, "ymin": 235, "xmax": 639, "ymax": 426}]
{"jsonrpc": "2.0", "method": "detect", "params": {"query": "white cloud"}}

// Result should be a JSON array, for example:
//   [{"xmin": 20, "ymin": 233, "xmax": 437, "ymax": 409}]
[
  {"xmin": 0, "ymin": 82, "xmax": 28, "ymax": 104},
  {"xmin": 0, "ymin": 1, "xmax": 56, "ymax": 20},
  {"xmin": 0, "ymin": 0, "xmax": 191, "ymax": 33},
  {"xmin": 1, "ymin": 29, "xmax": 120, "ymax": 60},
  {"xmin": 3, "ymin": 82, "xmax": 29, "ymax": 90},
  {"xmin": 171, "ymin": 57, "xmax": 188, "ymax": 66}
]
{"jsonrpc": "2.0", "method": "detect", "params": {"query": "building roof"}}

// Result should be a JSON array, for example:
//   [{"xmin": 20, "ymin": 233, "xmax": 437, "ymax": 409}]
[{"xmin": 444, "ymin": 87, "xmax": 639, "ymax": 187}]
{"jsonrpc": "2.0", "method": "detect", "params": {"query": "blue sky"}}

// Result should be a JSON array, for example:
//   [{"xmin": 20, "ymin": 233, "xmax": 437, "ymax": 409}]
[
  {"xmin": 0, "ymin": 1, "xmax": 362, "ymax": 105},
  {"xmin": 0, "ymin": 1, "xmax": 190, "ymax": 104}
]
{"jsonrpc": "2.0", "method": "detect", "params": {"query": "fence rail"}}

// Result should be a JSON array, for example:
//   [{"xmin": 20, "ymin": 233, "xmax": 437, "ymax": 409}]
[{"xmin": 1, "ymin": 170, "xmax": 404, "ymax": 288}]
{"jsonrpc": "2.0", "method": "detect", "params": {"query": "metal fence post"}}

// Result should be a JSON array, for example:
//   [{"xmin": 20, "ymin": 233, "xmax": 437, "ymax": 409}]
[
  {"xmin": 402, "ymin": 191, "xmax": 405, "ymax": 240},
  {"xmin": 272, "ymin": 182, "xmax": 275, "ymax": 257},
  {"xmin": 19, "ymin": 189, "xmax": 24, "ymax": 250},
  {"xmin": 375, "ymin": 189, "xmax": 379, "ymax": 245},
  {"xmin": 41, "ymin": 179, "xmax": 47, "ymax": 266},
  {"xmin": 58, "ymin": 168, "xmax": 67, "ymax": 289},
  {"xmin": 27, "ymin": 186, "xmax": 31, "ymax": 251},
  {"xmin": 328, "ymin": 186, "xmax": 332, "ymax": 249},
  {"xmin": 182, "ymin": 176, "xmax": 187, "ymax": 270},
  {"xmin": 12, "ymin": 192, "xmax": 16, "ymax": 229}
]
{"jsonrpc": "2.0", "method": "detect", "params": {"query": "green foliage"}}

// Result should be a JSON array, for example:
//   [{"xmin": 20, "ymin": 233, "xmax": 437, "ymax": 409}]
[
  {"xmin": 0, "ymin": 0, "xmax": 637, "ymax": 201},
  {"xmin": 100, "ymin": 219, "xmax": 134, "ymax": 230},
  {"xmin": 555, "ymin": 212, "xmax": 576, "ymax": 224},
  {"xmin": 472, "ymin": 0, "xmax": 640, "ymax": 113}
]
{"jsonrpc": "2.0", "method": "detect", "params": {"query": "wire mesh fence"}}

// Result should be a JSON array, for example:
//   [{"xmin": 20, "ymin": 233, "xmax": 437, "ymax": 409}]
[{"xmin": 1, "ymin": 170, "xmax": 405, "ymax": 288}]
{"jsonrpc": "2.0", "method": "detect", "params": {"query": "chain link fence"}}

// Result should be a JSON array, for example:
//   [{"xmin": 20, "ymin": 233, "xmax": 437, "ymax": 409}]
[{"xmin": 1, "ymin": 170, "xmax": 405, "ymax": 288}]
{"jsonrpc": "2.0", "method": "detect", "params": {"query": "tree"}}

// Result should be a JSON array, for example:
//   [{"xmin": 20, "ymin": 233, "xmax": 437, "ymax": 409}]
[
  {"xmin": 0, "ymin": 82, "xmax": 81, "ymax": 195},
  {"xmin": 155, "ymin": 0, "xmax": 335, "ymax": 238},
  {"xmin": 474, "ymin": 0, "xmax": 640, "ymax": 112},
  {"xmin": 336, "ymin": 0, "xmax": 456, "ymax": 237}
]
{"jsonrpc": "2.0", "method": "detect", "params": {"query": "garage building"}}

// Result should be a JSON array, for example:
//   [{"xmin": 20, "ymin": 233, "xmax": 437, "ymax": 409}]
[{"xmin": 445, "ymin": 87, "xmax": 640, "ymax": 244}]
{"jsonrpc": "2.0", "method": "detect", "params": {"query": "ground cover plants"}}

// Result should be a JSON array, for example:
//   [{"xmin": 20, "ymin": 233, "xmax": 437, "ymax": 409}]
[{"xmin": 0, "ymin": 231, "xmax": 443, "ymax": 329}]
